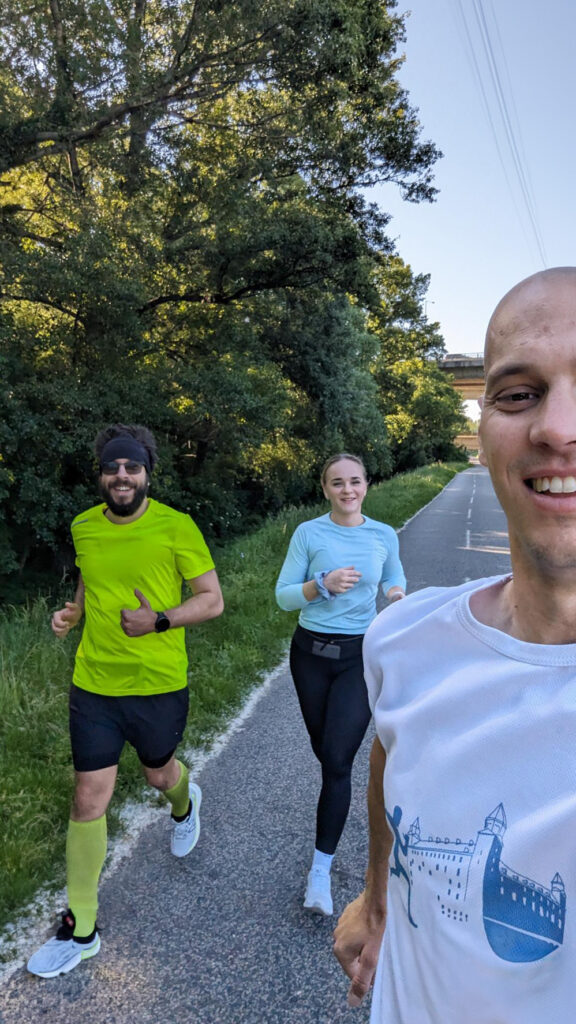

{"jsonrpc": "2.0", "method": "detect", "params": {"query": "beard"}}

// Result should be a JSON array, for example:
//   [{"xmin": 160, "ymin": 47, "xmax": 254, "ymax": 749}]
[{"xmin": 99, "ymin": 479, "xmax": 149, "ymax": 518}]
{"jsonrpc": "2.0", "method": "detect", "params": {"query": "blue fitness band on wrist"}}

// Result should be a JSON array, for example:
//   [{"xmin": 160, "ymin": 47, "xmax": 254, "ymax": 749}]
[{"xmin": 314, "ymin": 570, "xmax": 336, "ymax": 600}]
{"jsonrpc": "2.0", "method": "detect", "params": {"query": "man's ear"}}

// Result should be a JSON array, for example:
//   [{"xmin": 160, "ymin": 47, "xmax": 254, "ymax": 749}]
[{"xmin": 477, "ymin": 395, "xmax": 488, "ymax": 466}]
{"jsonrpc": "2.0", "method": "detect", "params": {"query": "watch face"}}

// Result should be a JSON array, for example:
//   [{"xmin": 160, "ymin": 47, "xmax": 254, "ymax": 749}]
[{"xmin": 155, "ymin": 613, "xmax": 170, "ymax": 633}]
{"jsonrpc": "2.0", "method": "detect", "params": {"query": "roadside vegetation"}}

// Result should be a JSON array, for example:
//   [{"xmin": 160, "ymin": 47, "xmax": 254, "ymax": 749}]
[
  {"xmin": 0, "ymin": 0, "xmax": 466, "ymax": 603},
  {"xmin": 0, "ymin": 461, "xmax": 467, "ymax": 943}
]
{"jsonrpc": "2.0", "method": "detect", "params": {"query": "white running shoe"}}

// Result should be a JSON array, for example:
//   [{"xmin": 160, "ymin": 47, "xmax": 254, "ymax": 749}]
[
  {"xmin": 303, "ymin": 867, "xmax": 333, "ymax": 916},
  {"xmin": 27, "ymin": 910, "xmax": 100, "ymax": 978},
  {"xmin": 171, "ymin": 781, "xmax": 202, "ymax": 857}
]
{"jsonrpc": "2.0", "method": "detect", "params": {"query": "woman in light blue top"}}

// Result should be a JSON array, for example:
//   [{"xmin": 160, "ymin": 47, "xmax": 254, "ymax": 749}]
[{"xmin": 275, "ymin": 453, "xmax": 406, "ymax": 916}]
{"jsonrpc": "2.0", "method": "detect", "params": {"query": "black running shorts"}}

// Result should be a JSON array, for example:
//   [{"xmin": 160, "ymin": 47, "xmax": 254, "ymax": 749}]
[{"xmin": 69, "ymin": 684, "xmax": 190, "ymax": 772}]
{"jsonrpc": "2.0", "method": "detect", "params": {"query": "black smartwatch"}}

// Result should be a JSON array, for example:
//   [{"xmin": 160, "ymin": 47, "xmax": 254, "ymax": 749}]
[{"xmin": 154, "ymin": 611, "xmax": 171, "ymax": 633}]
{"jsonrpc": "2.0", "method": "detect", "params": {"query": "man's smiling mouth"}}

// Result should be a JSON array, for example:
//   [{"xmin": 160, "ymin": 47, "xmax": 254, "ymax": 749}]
[{"xmin": 530, "ymin": 476, "xmax": 576, "ymax": 493}]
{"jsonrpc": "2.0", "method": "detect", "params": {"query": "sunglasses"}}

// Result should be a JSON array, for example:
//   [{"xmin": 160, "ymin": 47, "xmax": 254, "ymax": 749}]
[{"xmin": 100, "ymin": 461, "xmax": 145, "ymax": 475}]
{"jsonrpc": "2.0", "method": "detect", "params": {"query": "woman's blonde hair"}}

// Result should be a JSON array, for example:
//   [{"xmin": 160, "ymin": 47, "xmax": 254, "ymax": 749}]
[{"xmin": 320, "ymin": 452, "xmax": 367, "ymax": 486}]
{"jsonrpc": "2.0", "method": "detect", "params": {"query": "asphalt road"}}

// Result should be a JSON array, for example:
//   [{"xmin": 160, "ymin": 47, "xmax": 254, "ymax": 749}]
[{"xmin": 0, "ymin": 465, "xmax": 511, "ymax": 1024}]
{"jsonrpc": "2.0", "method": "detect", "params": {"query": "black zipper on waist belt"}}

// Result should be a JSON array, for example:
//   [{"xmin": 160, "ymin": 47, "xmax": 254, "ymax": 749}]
[{"xmin": 302, "ymin": 629, "xmax": 364, "ymax": 644}]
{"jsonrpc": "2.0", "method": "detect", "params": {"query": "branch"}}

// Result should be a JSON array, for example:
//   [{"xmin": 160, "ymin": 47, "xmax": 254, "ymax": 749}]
[
  {"xmin": 1, "ymin": 24, "xmax": 282, "ymax": 173},
  {"xmin": 139, "ymin": 265, "xmax": 330, "ymax": 314},
  {"xmin": 172, "ymin": 0, "xmax": 200, "ymax": 71},
  {"xmin": 123, "ymin": 0, "xmax": 151, "ymax": 191},
  {"xmin": 0, "ymin": 293, "xmax": 84, "ymax": 324},
  {"xmin": 0, "ymin": 219, "xmax": 65, "ymax": 250},
  {"xmin": 67, "ymin": 143, "xmax": 84, "ymax": 193},
  {"xmin": 48, "ymin": 0, "xmax": 78, "ymax": 103}
]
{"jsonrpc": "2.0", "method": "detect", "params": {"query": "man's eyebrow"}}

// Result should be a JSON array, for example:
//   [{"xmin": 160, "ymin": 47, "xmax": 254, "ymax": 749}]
[{"xmin": 484, "ymin": 362, "xmax": 535, "ymax": 387}]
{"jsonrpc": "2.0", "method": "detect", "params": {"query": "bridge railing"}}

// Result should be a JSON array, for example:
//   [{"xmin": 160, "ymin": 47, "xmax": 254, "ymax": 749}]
[{"xmin": 441, "ymin": 352, "xmax": 484, "ymax": 363}]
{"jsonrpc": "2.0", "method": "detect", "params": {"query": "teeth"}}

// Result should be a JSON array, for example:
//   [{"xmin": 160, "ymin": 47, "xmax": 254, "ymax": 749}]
[{"xmin": 533, "ymin": 476, "xmax": 576, "ymax": 493}]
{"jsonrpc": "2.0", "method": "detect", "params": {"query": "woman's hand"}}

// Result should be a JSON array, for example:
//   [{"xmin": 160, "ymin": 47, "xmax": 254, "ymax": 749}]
[{"xmin": 324, "ymin": 567, "xmax": 362, "ymax": 594}]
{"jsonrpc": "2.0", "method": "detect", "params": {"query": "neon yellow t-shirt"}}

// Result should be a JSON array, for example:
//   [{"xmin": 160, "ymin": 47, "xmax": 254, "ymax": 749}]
[{"xmin": 71, "ymin": 498, "xmax": 215, "ymax": 696}]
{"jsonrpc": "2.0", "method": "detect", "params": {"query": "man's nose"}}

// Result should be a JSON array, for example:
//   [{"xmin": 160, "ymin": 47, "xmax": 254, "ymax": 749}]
[{"xmin": 529, "ymin": 386, "xmax": 576, "ymax": 448}]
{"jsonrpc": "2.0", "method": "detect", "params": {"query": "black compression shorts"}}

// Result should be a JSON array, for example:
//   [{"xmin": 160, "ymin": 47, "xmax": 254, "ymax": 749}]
[{"xmin": 69, "ymin": 684, "xmax": 189, "ymax": 772}]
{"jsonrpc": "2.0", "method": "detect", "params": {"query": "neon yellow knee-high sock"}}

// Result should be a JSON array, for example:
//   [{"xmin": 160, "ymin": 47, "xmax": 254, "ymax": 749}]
[
  {"xmin": 164, "ymin": 761, "xmax": 190, "ymax": 817},
  {"xmin": 66, "ymin": 815, "xmax": 107, "ymax": 937}
]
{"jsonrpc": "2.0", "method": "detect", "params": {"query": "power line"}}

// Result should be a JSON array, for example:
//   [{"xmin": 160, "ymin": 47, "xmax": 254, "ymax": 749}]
[
  {"xmin": 453, "ymin": 0, "xmax": 548, "ymax": 267},
  {"xmin": 453, "ymin": 0, "xmax": 519, "ymax": 209},
  {"xmin": 472, "ymin": 0, "xmax": 548, "ymax": 266}
]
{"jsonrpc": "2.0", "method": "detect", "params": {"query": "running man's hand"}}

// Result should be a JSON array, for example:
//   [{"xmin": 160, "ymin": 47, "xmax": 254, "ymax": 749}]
[
  {"xmin": 120, "ymin": 589, "xmax": 157, "ymax": 636},
  {"xmin": 333, "ymin": 892, "xmax": 386, "ymax": 1008},
  {"xmin": 324, "ymin": 567, "xmax": 362, "ymax": 594},
  {"xmin": 51, "ymin": 602, "xmax": 82, "ymax": 637}
]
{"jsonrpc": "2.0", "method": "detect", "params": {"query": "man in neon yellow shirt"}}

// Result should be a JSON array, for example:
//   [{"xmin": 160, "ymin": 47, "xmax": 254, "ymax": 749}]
[{"xmin": 27, "ymin": 423, "xmax": 224, "ymax": 979}]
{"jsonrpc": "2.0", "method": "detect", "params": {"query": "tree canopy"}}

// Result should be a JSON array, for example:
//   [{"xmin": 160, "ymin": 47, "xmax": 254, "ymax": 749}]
[{"xmin": 0, "ymin": 0, "xmax": 465, "ymax": 598}]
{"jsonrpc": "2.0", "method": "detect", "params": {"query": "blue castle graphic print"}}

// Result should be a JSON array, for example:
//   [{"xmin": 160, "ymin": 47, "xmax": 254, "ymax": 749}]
[{"xmin": 386, "ymin": 803, "xmax": 566, "ymax": 963}]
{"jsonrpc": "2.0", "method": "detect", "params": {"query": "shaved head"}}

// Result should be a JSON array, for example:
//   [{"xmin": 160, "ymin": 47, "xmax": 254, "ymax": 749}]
[
  {"xmin": 477, "ymin": 265, "xmax": 576, "ymax": 620},
  {"xmin": 485, "ymin": 267, "xmax": 576, "ymax": 371}
]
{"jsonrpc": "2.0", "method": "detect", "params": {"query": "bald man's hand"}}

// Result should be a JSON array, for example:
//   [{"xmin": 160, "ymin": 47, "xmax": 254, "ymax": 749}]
[{"xmin": 333, "ymin": 892, "xmax": 387, "ymax": 1007}]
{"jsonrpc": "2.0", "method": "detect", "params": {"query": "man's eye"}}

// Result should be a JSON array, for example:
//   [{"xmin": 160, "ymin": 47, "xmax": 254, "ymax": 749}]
[{"xmin": 495, "ymin": 389, "xmax": 539, "ymax": 407}]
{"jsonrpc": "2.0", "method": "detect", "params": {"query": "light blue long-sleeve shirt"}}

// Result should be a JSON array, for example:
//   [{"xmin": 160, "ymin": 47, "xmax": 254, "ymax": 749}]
[{"xmin": 275, "ymin": 513, "xmax": 406, "ymax": 634}]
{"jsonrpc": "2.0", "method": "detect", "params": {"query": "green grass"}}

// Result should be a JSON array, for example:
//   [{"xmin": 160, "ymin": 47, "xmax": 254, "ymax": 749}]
[{"xmin": 0, "ymin": 461, "xmax": 467, "ymax": 945}]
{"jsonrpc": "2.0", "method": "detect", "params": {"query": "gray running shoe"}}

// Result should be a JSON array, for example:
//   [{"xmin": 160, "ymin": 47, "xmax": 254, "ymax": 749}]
[
  {"xmin": 303, "ymin": 867, "xmax": 333, "ymax": 916},
  {"xmin": 171, "ymin": 781, "xmax": 202, "ymax": 857},
  {"xmin": 27, "ymin": 910, "xmax": 100, "ymax": 978}
]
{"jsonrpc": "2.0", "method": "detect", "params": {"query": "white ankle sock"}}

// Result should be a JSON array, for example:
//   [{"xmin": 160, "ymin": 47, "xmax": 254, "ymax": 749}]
[{"xmin": 312, "ymin": 849, "xmax": 333, "ymax": 874}]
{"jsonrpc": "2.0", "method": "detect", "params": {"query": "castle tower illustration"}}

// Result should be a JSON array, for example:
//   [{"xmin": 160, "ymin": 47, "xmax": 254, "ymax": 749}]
[
  {"xmin": 479, "ymin": 804, "xmax": 566, "ymax": 962},
  {"xmin": 407, "ymin": 818, "xmax": 421, "ymax": 844},
  {"xmin": 399, "ymin": 802, "xmax": 566, "ymax": 963}
]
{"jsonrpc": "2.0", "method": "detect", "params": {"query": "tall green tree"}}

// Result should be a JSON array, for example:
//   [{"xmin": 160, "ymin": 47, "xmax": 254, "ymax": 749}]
[
  {"xmin": 370, "ymin": 257, "xmax": 466, "ymax": 470},
  {"xmin": 0, "ymin": 0, "xmax": 450, "ymax": 596}
]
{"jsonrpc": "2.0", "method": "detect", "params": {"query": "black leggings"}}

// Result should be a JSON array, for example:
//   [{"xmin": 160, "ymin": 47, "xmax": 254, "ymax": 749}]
[{"xmin": 289, "ymin": 625, "xmax": 371, "ymax": 855}]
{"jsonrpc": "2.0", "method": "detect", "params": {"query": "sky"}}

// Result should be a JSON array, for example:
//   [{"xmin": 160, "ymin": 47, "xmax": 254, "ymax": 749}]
[{"xmin": 368, "ymin": 0, "xmax": 576, "ymax": 357}]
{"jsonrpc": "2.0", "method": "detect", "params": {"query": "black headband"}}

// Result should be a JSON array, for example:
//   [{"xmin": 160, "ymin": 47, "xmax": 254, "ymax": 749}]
[{"xmin": 100, "ymin": 436, "xmax": 151, "ymax": 472}]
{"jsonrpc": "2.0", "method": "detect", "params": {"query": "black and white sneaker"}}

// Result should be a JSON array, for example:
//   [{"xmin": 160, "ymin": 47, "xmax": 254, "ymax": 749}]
[
  {"xmin": 27, "ymin": 910, "xmax": 100, "ymax": 979},
  {"xmin": 171, "ymin": 782, "xmax": 202, "ymax": 857}
]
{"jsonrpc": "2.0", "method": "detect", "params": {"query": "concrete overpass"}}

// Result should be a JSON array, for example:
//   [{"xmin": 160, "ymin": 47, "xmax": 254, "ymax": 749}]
[
  {"xmin": 440, "ymin": 352, "xmax": 484, "ymax": 450},
  {"xmin": 440, "ymin": 352, "xmax": 484, "ymax": 400}
]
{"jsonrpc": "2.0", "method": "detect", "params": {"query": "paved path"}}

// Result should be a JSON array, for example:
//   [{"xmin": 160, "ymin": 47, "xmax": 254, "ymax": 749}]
[{"xmin": 0, "ymin": 466, "xmax": 510, "ymax": 1024}]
